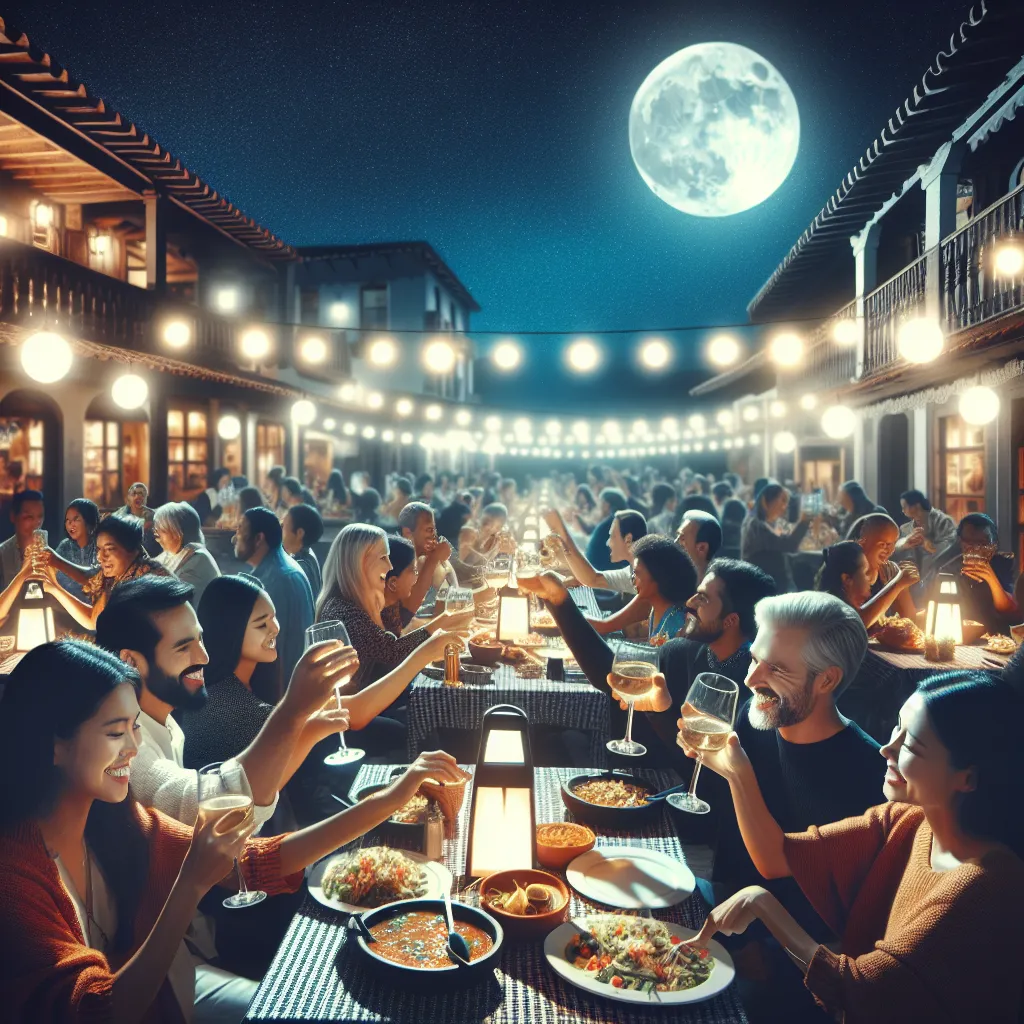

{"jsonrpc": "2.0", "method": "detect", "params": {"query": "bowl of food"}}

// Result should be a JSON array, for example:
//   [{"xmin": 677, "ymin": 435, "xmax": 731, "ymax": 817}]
[
  {"xmin": 349, "ymin": 898, "xmax": 503, "ymax": 984},
  {"xmin": 961, "ymin": 619, "xmax": 987, "ymax": 645},
  {"xmin": 560, "ymin": 772, "xmax": 659, "ymax": 827},
  {"xmin": 479, "ymin": 868, "xmax": 569, "ymax": 940},
  {"xmin": 468, "ymin": 633, "xmax": 504, "ymax": 667},
  {"xmin": 536, "ymin": 822, "xmax": 596, "ymax": 870},
  {"xmin": 351, "ymin": 782, "xmax": 428, "ymax": 835}
]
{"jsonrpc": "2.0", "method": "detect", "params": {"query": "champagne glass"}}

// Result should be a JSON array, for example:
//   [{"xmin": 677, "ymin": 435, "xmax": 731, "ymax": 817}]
[
  {"xmin": 668, "ymin": 673, "xmax": 740, "ymax": 815},
  {"xmin": 484, "ymin": 554, "xmax": 512, "ymax": 590},
  {"xmin": 607, "ymin": 642, "xmax": 660, "ymax": 757},
  {"xmin": 196, "ymin": 760, "xmax": 266, "ymax": 909},
  {"xmin": 305, "ymin": 620, "xmax": 364, "ymax": 767},
  {"xmin": 444, "ymin": 586, "xmax": 474, "ymax": 615}
]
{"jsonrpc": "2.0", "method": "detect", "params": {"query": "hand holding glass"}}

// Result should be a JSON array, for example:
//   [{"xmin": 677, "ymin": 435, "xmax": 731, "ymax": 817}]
[
  {"xmin": 304, "ymin": 620, "xmax": 364, "ymax": 767},
  {"xmin": 196, "ymin": 760, "xmax": 265, "ymax": 908},
  {"xmin": 444, "ymin": 587, "xmax": 474, "ymax": 615},
  {"xmin": 607, "ymin": 643, "xmax": 660, "ymax": 757},
  {"xmin": 668, "ymin": 673, "xmax": 739, "ymax": 814}
]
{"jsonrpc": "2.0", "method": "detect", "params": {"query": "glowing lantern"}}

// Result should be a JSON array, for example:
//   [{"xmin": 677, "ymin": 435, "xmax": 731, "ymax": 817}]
[
  {"xmin": 20, "ymin": 331, "xmax": 73, "ymax": 384},
  {"xmin": 925, "ymin": 575, "xmax": 963, "ymax": 645}
]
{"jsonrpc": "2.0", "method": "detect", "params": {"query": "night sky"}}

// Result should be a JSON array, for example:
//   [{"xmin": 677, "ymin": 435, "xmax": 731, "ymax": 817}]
[{"xmin": 4, "ymin": 0, "xmax": 975, "ymax": 406}]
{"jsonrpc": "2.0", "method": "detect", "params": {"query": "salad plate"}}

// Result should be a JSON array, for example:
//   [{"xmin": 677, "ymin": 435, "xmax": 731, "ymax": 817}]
[{"xmin": 308, "ymin": 846, "xmax": 453, "ymax": 913}]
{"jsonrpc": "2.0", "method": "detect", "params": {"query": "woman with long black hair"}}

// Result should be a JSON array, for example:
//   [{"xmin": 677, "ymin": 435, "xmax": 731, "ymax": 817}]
[{"xmin": 0, "ymin": 640, "xmax": 466, "ymax": 1023}]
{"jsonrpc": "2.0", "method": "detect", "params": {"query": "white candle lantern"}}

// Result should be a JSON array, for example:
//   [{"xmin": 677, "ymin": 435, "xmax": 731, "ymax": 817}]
[{"xmin": 925, "ymin": 574, "xmax": 963, "ymax": 645}]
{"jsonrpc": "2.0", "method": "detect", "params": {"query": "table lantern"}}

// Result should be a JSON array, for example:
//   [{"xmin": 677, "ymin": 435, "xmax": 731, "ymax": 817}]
[
  {"xmin": 15, "ymin": 580, "xmax": 56, "ymax": 651},
  {"xmin": 466, "ymin": 704, "xmax": 536, "ymax": 877},
  {"xmin": 497, "ymin": 594, "xmax": 530, "ymax": 642},
  {"xmin": 925, "ymin": 574, "xmax": 963, "ymax": 645}
]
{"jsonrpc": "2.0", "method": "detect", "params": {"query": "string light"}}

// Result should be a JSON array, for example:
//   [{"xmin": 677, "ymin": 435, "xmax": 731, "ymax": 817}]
[
  {"xmin": 716, "ymin": 410, "xmax": 734, "ymax": 428},
  {"xmin": 832, "ymin": 319, "xmax": 859, "ymax": 346},
  {"xmin": 425, "ymin": 404, "xmax": 443, "ymax": 421},
  {"xmin": 299, "ymin": 335, "xmax": 328, "ymax": 364},
  {"xmin": 339, "ymin": 382, "xmax": 359, "ymax": 402},
  {"xmin": 361, "ymin": 425, "xmax": 376, "ymax": 439},
  {"xmin": 959, "ymin": 385, "xmax": 1000, "ymax": 425},
  {"xmin": 566, "ymin": 338, "xmax": 600, "ymax": 373},
  {"xmin": 366, "ymin": 391, "xmax": 384, "ymax": 410},
  {"xmin": 217, "ymin": 414, "xmax": 242, "ymax": 440},
  {"xmin": 382, "ymin": 428, "xmax": 395, "ymax": 442},
  {"xmin": 742, "ymin": 405, "xmax": 760, "ymax": 422},
  {"xmin": 163, "ymin": 320, "xmax": 191, "ymax": 349},
  {"xmin": 20, "ymin": 331, "xmax": 73, "ymax": 383},
  {"xmin": 897, "ymin": 318, "xmax": 944, "ymax": 364},
  {"xmin": 768, "ymin": 332, "xmax": 803, "ymax": 368},
  {"xmin": 484, "ymin": 415, "xmax": 502, "ymax": 432},
  {"xmin": 343, "ymin": 422, "xmax": 357, "ymax": 436},
  {"xmin": 322, "ymin": 417, "xmax": 337, "ymax": 431},
  {"xmin": 639, "ymin": 338, "xmax": 671, "ymax": 370},
  {"xmin": 821, "ymin": 405, "xmax": 856, "ymax": 439},
  {"xmin": 396, "ymin": 398, "xmax": 414, "ymax": 417},
  {"xmin": 400, "ymin": 431, "xmax": 414, "ymax": 444},
  {"xmin": 112, "ymin": 373, "xmax": 148, "ymax": 410},
  {"xmin": 240, "ymin": 327, "xmax": 271, "ymax": 361},
  {"xmin": 291, "ymin": 399, "xmax": 316, "ymax": 426},
  {"xmin": 707, "ymin": 334, "xmax": 741, "ymax": 367},
  {"xmin": 456, "ymin": 409, "xmax": 473, "ymax": 427},
  {"xmin": 799, "ymin": 394, "xmax": 818, "ymax": 411},
  {"xmin": 368, "ymin": 337, "xmax": 398, "ymax": 367},
  {"xmin": 773, "ymin": 431, "xmax": 797, "ymax": 454},
  {"xmin": 770, "ymin": 400, "xmax": 787, "ymax": 418},
  {"xmin": 423, "ymin": 339, "xmax": 456, "ymax": 373},
  {"xmin": 328, "ymin": 301, "xmax": 350, "ymax": 325},
  {"xmin": 993, "ymin": 241, "xmax": 1024, "ymax": 277},
  {"xmin": 492, "ymin": 340, "xmax": 522, "ymax": 370}
]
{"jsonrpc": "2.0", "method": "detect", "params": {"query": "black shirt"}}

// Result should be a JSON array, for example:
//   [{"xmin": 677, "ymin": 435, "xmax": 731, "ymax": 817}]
[
  {"xmin": 177, "ymin": 674, "xmax": 273, "ymax": 771},
  {"xmin": 933, "ymin": 550, "xmax": 1016, "ymax": 634},
  {"xmin": 707, "ymin": 700, "xmax": 885, "ymax": 937}
]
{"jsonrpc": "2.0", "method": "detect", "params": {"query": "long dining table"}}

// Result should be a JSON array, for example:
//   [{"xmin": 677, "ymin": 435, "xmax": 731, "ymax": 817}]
[{"xmin": 244, "ymin": 763, "xmax": 742, "ymax": 1024}]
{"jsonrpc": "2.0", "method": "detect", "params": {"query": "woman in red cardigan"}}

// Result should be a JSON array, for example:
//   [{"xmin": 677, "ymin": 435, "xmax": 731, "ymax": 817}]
[
  {"xmin": 686, "ymin": 669, "xmax": 1024, "ymax": 1023},
  {"xmin": 0, "ymin": 640, "xmax": 467, "ymax": 1024}
]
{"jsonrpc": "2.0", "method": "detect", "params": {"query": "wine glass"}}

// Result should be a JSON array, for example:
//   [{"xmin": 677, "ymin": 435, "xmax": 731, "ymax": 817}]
[
  {"xmin": 305, "ymin": 620, "xmax": 364, "ymax": 767},
  {"xmin": 444, "ymin": 586, "xmax": 474, "ymax": 615},
  {"xmin": 668, "ymin": 673, "xmax": 740, "ymax": 815},
  {"xmin": 516, "ymin": 549, "xmax": 541, "ymax": 583},
  {"xmin": 606, "ymin": 642, "xmax": 660, "ymax": 757},
  {"xmin": 196, "ymin": 760, "xmax": 266, "ymax": 909}
]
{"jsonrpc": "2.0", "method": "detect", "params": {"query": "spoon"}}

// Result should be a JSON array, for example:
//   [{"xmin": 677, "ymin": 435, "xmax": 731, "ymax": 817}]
[
  {"xmin": 648, "ymin": 781, "xmax": 690, "ymax": 802},
  {"xmin": 443, "ymin": 889, "xmax": 472, "ymax": 966},
  {"xmin": 346, "ymin": 913, "xmax": 376, "ymax": 944}
]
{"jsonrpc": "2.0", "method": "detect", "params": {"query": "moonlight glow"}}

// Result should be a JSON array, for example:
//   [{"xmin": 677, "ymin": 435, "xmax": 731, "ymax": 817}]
[{"xmin": 629, "ymin": 42, "xmax": 800, "ymax": 217}]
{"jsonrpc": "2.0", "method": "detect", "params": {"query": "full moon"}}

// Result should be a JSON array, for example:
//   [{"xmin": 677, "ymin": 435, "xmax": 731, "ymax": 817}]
[{"xmin": 629, "ymin": 42, "xmax": 800, "ymax": 217}]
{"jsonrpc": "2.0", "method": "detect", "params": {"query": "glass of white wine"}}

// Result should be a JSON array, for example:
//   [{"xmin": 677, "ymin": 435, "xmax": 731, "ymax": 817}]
[
  {"xmin": 607, "ymin": 642, "xmax": 660, "ymax": 757},
  {"xmin": 304, "ymin": 620, "xmax": 364, "ymax": 767},
  {"xmin": 484, "ymin": 554, "xmax": 512, "ymax": 590},
  {"xmin": 668, "ymin": 673, "xmax": 739, "ymax": 815},
  {"xmin": 196, "ymin": 760, "xmax": 265, "ymax": 909}
]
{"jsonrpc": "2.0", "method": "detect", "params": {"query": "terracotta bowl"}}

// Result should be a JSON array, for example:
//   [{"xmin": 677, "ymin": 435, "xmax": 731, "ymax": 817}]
[
  {"xmin": 468, "ymin": 637, "xmax": 504, "ymax": 666},
  {"xmin": 535, "ymin": 822, "xmax": 596, "ymax": 871},
  {"xmin": 478, "ymin": 868, "xmax": 569, "ymax": 940}
]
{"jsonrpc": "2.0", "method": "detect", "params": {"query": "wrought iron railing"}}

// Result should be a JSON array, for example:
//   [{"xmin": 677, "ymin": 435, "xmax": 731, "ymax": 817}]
[
  {"xmin": 941, "ymin": 183, "xmax": 1024, "ymax": 332},
  {"xmin": 862, "ymin": 252, "xmax": 928, "ymax": 376},
  {"xmin": 0, "ymin": 238, "xmax": 350, "ymax": 380},
  {"xmin": 800, "ymin": 300, "xmax": 858, "ymax": 393}
]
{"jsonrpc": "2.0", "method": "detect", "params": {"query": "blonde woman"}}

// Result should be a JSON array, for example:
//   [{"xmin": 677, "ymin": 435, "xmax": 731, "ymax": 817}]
[
  {"xmin": 317, "ymin": 523, "xmax": 473, "ymax": 690},
  {"xmin": 153, "ymin": 502, "xmax": 221, "ymax": 606}
]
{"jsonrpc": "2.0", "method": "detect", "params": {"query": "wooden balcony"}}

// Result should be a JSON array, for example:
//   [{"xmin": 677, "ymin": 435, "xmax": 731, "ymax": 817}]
[
  {"xmin": 0, "ymin": 237, "xmax": 349, "ymax": 382},
  {"xmin": 862, "ymin": 253, "xmax": 929, "ymax": 377}
]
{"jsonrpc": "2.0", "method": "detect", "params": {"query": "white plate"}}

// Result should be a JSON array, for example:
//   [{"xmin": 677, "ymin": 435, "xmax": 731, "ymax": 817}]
[
  {"xmin": 544, "ymin": 916, "xmax": 734, "ymax": 1006},
  {"xmin": 307, "ymin": 848, "xmax": 453, "ymax": 914},
  {"xmin": 566, "ymin": 847, "xmax": 695, "ymax": 909}
]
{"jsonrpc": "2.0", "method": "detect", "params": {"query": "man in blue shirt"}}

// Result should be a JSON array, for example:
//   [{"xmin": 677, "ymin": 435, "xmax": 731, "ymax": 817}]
[
  {"xmin": 584, "ymin": 487, "xmax": 629, "ymax": 571},
  {"xmin": 233, "ymin": 506, "xmax": 314, "ymax": 701}
]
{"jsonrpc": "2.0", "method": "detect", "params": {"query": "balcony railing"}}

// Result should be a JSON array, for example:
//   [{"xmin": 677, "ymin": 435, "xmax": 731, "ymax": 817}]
[
  {"xmin": 0, "ymin": 238, "xmax": 349, "ymax": 381},
  {"xmin": 862, "ymin": 252, "xmax": 928, "ymax": 376},
  {"xmin": 942, "ymin": 182, "xmax": 1024, "ymax": 332},
  {"xmin": 805, "ymin": 300, "xmax": 858, "ymax": 391}
]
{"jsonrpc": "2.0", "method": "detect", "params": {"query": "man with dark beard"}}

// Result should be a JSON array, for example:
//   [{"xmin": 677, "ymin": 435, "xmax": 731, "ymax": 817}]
[
  {"xmin": 519, "ymin": 558, "xmax": 773, "ymax": 765},
  {"xmin": 95, "ymin": 575, "xmax": 358, "ymax": 827}
]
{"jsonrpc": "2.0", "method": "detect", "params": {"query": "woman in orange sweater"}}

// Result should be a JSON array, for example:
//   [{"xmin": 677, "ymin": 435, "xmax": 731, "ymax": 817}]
[
  {"xmin": 687, "ymin": 670, "xmax": 1024, "ymax": 1023},
  {"xmin": 0, "ymin": 640, "xmax": 467, "ymax": 1024}
]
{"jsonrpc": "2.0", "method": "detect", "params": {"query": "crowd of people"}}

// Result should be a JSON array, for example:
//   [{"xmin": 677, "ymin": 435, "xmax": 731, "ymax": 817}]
[{"xmin": 0, "ymin": 460, "xmax": 1022, "ymax": 1023}]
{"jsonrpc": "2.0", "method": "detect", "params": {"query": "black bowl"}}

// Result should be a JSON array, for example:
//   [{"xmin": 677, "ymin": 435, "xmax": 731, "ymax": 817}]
[
  {"xmin": 350, "ymin": 898, "xmax": 503, "ymax": 984},
  {"xmin": 559, "ymin": 771, "xmax": 661, "ymax": 828}
]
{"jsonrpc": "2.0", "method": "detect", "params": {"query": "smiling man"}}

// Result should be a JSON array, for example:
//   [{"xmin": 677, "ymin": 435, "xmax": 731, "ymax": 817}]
[
  {"xmin": 676, "ymin": 591, "xmax": 884, "ymax": 933},
  {"xmin": 95, "ymin": 575, "xmax": 358, "ymax": 829}
]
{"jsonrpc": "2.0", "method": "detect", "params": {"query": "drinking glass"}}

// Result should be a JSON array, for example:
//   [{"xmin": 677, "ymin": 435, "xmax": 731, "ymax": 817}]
[
  {"xmin": 668, "ymin": 673, "xmax": 740, "ymax": 815},
  {"xmin": 444, "ymin": 586, "xmax": 474, "ymax": 615},
  {"xmin": 516, "ymin": 549, "xmax": 542, "ymax": 583},
  {"xmin": 196, "ymin": 760, "xmax": 266, "ymax": 909},
  {"xmin": 606, "ymin": 642, "xmax": 660, "ymax": 757},
  {"xmin": 485, "ymin": 555, "xmax": 512, "ymax": 590},
  {"xmin": 305, "ymin": 620, "xmax": 364, "ymax": 767}
]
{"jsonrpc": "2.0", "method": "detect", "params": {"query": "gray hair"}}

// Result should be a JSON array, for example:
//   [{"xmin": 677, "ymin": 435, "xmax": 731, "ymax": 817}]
[
  {"xmin": 153, "ymin": 501, "xmax": 204, "ymax": 546},
  {"xmin": 317, "ymin": 522, "xmax": 387, "ymax": 620},
  {"xmin": 753, "ymin": 591, "xmax": 867, "ymax": 696}
]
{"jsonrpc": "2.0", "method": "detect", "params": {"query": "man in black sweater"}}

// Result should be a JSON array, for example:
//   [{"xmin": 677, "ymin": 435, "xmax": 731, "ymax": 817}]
[{"xmin": 521, "ymin": 559, "xmax": 775, "ymax": 765}]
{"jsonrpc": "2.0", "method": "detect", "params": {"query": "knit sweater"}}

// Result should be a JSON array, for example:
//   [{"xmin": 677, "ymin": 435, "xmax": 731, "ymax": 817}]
[
  {"xmin": 0, "ymin": 803, "xmax": 302, "ymax": 1023},
  {"xmin": 785, "ymin": 802, "xmax": 1024, "ymax": 1022}
]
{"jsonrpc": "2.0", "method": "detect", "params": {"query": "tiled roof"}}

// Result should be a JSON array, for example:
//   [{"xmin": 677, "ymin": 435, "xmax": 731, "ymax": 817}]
[
  {"xmin": 0, "ymin": 15, "xmax": 295, "ymax": 260},
  {"xmin": 747, "ymin": 0, "xmax": 1024, "ymax": 322}
]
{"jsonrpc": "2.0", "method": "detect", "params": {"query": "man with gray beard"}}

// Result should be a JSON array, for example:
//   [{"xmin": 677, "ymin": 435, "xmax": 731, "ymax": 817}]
[{"xmin": 681, "ymin": 591, "xmax": 883, "ymax": 936}]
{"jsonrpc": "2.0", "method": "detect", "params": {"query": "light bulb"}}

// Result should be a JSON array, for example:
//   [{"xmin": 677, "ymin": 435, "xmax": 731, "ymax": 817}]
[
  {"xmin": 20, "ymin": 331, "xmax": 73, "ymax": 383},
  {"xmin": 111, "ymin": 373, "xmax": 148, "ymax": 410}
]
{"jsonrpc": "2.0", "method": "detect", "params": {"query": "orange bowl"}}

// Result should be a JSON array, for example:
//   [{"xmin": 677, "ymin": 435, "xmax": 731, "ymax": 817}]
[
  {"xmin": 468, "ymin": 637, "xmax": 504, "ymax": 666},
  {"xmin": 535, "ymin": 822, "xmax": 596, "ymax": 870},
  {"xmin": 478, "ymin": 868, "xmax": 569, "ymax": 940}
]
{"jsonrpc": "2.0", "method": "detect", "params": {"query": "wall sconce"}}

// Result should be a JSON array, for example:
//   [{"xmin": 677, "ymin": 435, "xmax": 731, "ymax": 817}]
[
  {"xmin": 16, "ymin": 580, "xmax": 56, "ymax": 651},
  {"xmin": 88, "ymin": 232, "xmax": 111, "ymax": 256},
  {"xmin": 925, "ymin": 574, "xmax": 963, "ymax": 645},
  {"xmin": 31, "ymin": 202, "xmax": 53, "ymax": 230},
  {"xmin": 466, "ymin": 704, "xmax": 535, "ymax": 878},
  {"xmin": 497, "ymin": 594, "xmax": 530, "ymax": 642}
]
